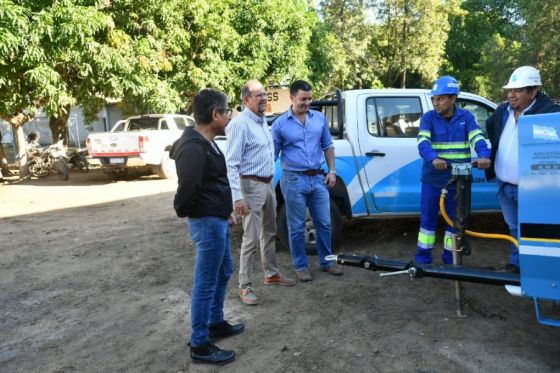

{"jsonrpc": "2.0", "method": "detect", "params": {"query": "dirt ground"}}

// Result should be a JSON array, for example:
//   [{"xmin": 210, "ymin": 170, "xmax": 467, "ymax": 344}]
[{"xmin": 1, "ymin": 169, "xmax": 559, "ymax": 373}]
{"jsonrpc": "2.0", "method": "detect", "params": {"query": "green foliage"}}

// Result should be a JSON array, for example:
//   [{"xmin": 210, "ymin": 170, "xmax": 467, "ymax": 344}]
[
  {"xmin": 519, "ymin": 0, "xmax": 560, "ymax": 98},
  {"xmin": 318, "ymin": 0, "xmax": 377, "ymax": 90},
  {"xmin": 477, "ymin": 33, "xmax": 521, "ymax": 101},
  {"xmin": 444, "ymin": 0, "xmax": 522, "ymax": 97},
  {"xmin": 371, "ymin": 0, "xmax": 463, "ymax": 88}
]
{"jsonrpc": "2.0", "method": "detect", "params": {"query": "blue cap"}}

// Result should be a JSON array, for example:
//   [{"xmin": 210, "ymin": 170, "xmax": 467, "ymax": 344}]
[{"xmin": 430, "ymin": 75, "xmax": 460, "ymax": 96}]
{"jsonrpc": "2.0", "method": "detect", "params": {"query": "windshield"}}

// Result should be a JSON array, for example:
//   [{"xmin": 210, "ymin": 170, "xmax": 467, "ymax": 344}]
[{"xmin": 127, "ymin": 118, "xmax": 160, "ymax": 131}]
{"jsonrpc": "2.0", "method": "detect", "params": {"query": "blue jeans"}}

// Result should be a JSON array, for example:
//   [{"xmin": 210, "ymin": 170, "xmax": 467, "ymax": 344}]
[
  {"xmin": 497, "ymin": 179, "xmax": 519, "ymax": 265},
  {"xmin": 187, "ymin": 217, "xmax": 233, "ymax": 346},
  {"xmin": 280, "ymin": 171, "xmax": 332, "ymax": 271}
]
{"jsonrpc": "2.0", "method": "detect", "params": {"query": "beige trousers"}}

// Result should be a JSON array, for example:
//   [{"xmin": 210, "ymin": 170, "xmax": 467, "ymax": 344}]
[{"xmin": 238, "ymin": 178, "xmax": 280, "ymax": 288}]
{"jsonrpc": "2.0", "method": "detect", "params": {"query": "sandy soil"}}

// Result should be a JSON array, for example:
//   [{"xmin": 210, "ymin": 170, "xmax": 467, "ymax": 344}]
[{"xmin": 1, "ymin": 170, "xmax": 559, "ymax": 373}]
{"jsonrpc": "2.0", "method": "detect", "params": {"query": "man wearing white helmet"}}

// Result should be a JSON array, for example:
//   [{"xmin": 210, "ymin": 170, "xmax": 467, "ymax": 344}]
[
  {"xmin": 485, "ymin": 66, "xmax": 560, "ymax": 272},
  {"xmin": 415, "ymin": 75, "xmax": 491, "ymax": 265}
]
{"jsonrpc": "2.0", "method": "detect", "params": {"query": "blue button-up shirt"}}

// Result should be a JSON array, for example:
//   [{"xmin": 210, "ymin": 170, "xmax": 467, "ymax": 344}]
[{"xmin": 272, "ymin": 107, "xmax": 334, "ymax": 171}]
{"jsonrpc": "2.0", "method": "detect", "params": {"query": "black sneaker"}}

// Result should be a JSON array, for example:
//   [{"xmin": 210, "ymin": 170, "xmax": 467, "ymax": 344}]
[
  {"xmin": 188, "ymin": 342, "xmax": 235, "ymax": 365},
  {"xmin": 209, "ymin": 321, "xmax": 245, "ymax": 340}
]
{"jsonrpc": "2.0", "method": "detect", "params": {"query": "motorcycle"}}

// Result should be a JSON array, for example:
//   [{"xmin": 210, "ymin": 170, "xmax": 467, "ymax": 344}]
[
  {"xmin": 27, "ymin": 139, "xmax": 70, "ymax": 180},
  {"xmin": 66, "ymin": 147, "xmax": 89, "ymax": 172}
]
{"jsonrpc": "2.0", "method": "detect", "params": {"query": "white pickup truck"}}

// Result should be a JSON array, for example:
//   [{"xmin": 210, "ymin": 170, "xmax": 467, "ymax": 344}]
[
  {"xmin": 217, "ymin": 88, "xmax": 499, "ymax": 251},
  {"xmin": 86, "ymin": 114, "xmax": 195, "ymax": 178}
]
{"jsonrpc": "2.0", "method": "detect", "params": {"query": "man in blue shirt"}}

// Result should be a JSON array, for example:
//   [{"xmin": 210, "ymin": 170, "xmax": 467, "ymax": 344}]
[
  {"xmin": 272, "ymin": 80, "xmax": 342, "ymax": 282},
  {"xmin": 415, "ymin": 76, "xmax": 491, "ymax": 264}
]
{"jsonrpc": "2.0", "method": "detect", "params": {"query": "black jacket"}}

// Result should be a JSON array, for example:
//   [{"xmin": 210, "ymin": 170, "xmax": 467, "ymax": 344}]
[
  {"xmin": 485, "ymin": 91, "xmax": 560, "ymax": 180},
  {"xmin": 170, "ymin": 127, "xmax": 233, "ymax": 219}
]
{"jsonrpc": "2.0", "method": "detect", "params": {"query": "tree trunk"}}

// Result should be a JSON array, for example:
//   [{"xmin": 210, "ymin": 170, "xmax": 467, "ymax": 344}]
[
  {"xmin": 15, "ymin": 125, "xmax": 29, "ymax": 178},
  {"xmin": 49, "ymin": 104, "xmax": 71, "ymax": 145},
  {"xmin": 5, "ymin": 112, "xmax": 34, "ymax": 179}
]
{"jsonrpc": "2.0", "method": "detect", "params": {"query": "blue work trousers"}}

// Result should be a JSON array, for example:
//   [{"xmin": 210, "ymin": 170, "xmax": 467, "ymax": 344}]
[{"xmin": 416, "ymin": 182, "xmax": 456, "ymax": 264}]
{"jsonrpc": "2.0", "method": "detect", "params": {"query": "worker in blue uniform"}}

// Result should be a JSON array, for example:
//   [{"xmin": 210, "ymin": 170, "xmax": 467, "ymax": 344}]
[{"xmin": 415, "ymin": 75, "xmax": 491, "ymax": 264}]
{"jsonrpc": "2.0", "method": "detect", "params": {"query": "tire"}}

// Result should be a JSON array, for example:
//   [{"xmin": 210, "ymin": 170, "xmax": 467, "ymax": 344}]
[
  {"xmin": 156, "ymin": 151, "xmax": 177, "ymax": 179},
  {"xmin": 56, "ymin": 159, "xmax": 69, "ymax": 180},
  {"xmin": 277, "ymin": 198, "xmax": 342, "ymax": 255},
  {"xmin": 28, "ymin": 160, "xmax": 49, "ymax": 178},
  {"xmin": 76, "ymin": 154, "xmax": 89, "ymax": 172}
]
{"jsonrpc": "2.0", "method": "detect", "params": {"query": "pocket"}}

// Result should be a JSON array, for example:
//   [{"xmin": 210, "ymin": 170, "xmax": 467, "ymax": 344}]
[
  {"xmin": 284, "ymin": 174, "xmax": 299, "ymax": 183},
  {"xmin": 187, "ymin": 218, "xmax": 206, "ymax": 243},
  {"xmin": 241, "ymin": 178, "xmax": 256, "ymax": 195}
]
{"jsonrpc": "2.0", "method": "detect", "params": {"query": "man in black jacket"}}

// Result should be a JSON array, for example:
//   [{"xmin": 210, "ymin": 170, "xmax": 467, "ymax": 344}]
[
  {"xmin": 170, "ymin": 88, "xmax": 244, "ymax": 365},
  {"xmin": 485, "ymin": 66, "xmax": 560, "ymax": 271}
]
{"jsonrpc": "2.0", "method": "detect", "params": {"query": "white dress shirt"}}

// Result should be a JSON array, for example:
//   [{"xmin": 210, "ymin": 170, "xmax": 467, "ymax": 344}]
[
  {"xmin": 495, "ymin": 100, "xmax": 536, "ymax": 185},
  {"xmin": 225, "ymin": 108, "xmax": 275, "ymax": 201}
]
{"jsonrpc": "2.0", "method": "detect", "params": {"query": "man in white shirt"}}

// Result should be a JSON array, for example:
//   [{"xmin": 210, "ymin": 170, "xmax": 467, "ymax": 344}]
[
  {"xmin": 485, "ymin": 66, "xmax": 560, "ymax": 271},
  {"xmin": 226, "ymin": 80, "xmax": 295, "ymax": 305}
]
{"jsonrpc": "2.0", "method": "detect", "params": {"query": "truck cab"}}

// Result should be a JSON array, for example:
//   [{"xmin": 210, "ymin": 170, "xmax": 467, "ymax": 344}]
[
  {"xmin": 86, "ymin": 114, "xmax": 195, "ymax": 178},
  {"xmin": 272, "ymin": 88, "xmax": 498, "ymax": 250}
]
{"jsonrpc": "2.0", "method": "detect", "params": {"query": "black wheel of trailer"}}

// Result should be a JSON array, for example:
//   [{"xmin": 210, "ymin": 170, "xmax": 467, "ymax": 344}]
[{"xmin": 277, "ymin": 198, "xmax": 342, "ymax": 255}]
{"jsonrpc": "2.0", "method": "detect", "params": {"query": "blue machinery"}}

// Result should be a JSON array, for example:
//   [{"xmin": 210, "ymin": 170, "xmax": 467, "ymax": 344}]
[{"xmin": 327, "ymin": 112, "xmax": 560, "ymax": 327}]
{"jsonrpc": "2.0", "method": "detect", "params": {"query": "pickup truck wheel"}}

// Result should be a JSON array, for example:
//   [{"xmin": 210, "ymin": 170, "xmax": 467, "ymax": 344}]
[
  {"xmin": 157, "ymin": 151, "xmax": 176, "ymax": 179},
  {"xmin": 277, "ymin": 198, "xmax": 342, "ymax": 255}
]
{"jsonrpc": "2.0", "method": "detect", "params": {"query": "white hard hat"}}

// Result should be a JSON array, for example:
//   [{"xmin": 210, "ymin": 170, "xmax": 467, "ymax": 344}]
[{"xmin": 503, "ymin": 66, "xmax": 542, "ymax": 89}]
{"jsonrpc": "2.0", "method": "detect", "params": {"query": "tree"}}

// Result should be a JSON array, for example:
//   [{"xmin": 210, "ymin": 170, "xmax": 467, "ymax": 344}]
[
  {"xmin": 0, "ymin": 1, "xmax": 72, "ymax": 176},
  {"xmin": 318, "ymin": 0, "xmax": 378, "ymax": 90},
  {"xmin": 519, "ymin": 0, "xmax": 560, "ymax": 98},
  {"xmin": 444, "ymin": 0, "xmax": 522, "ymax": 95},
  {"xmin": 477, "ymin": 33, "xmax": 521, "ymax": 101},
  {"xmin": 371, "ymin": 0, "xmax": 463, "ymax": 88}
]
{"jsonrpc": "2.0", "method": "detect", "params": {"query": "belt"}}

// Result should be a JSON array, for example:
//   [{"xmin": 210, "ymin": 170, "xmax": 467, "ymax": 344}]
[
  {"xmin": 240, "ymin": 175, "xmax": 273, "ymax": 184},
  {"xmin": 290, "ymin": 169, "xmax": 324, "ymax": 176}
]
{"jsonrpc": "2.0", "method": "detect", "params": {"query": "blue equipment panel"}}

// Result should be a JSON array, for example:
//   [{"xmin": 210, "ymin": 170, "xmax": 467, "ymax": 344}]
[{"xmin": 518, "ymin": 113, "xmax": 560, "ymax": 322}]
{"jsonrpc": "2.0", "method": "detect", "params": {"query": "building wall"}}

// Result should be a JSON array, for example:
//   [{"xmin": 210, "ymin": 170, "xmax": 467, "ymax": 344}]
[{"xmin": 0, "ymin": 104, "xmax": 125, "ymax": 162}]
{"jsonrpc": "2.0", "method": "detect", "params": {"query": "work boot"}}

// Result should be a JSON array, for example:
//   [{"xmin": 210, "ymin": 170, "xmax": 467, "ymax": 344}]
[
  {"xmin": 296, "ymin": 269, "xmax": 312, "ymax": 282},
  {"xmin": 320, "ymin": 265, "xmax": 343, "ymax": 276},
  {"xmin": 188, "ymin": 342, "xmax": 235, "ymax": 365},
  {"xmin": 441, "ymin": 249, "xmax": 453, "ymax": 265},
  {"xmin": 264, "ymin": 272, "xmax": 296, "ymax": 286},
  {"xmin": 209, "ymin": 321, "xmax": 245, "ymax": 340},
  {"xmin": 414, "ymin": 249, "xmax": 432, "ymax": 264},
  {"xmin": 239, "ymin": 287, "xmax": 258, "ymax": 305}
]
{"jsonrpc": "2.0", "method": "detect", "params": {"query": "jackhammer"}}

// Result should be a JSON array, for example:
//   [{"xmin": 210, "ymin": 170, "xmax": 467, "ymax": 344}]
[
  {"xmin": 327, "ymin": 162, "xmax": 520, "ymax": 318},
  {"xmin": 328, "ymin": 112, "xmax": 560, "ymax": 327}
]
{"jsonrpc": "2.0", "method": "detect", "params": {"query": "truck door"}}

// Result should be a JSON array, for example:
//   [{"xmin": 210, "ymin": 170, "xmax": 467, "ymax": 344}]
[
  {"xmin": 455, "ymin": 97, "xmax": 498, "ymax": 210},
  {"xmin": 356, "ymin": 94, "xmax": 428, "ymax": 213}
]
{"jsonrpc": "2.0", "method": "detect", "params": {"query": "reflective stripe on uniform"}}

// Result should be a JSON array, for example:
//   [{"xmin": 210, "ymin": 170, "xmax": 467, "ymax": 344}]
[
  {"xmin": 444, "ymin": 231, "xmax": 456, "ymax": 251},
  {"xmin": 417, "ymin": 228, "xmax": 436, "ymax": 249},
  {"xmin": 468, "ymin": 129, "xmax": 483, "ymax": 142},
  {"xmin": 438, "ymin": 152, "xmax": 471, "ymax": 160},
  {"xmin": 431, "ymin": 141, "xmax": 469, "ymax": 150}
]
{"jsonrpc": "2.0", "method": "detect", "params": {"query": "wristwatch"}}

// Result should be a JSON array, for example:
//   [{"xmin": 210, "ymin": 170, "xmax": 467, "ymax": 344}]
[{"xmin": 328, "ymin": 169, "xmax": 336, "ymax": 174}]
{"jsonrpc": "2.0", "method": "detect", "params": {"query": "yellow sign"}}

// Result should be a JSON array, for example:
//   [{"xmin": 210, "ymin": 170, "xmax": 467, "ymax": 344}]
[{"xmin": 265, "ymin": 87, "xmax": 291, "ymax": 114}]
